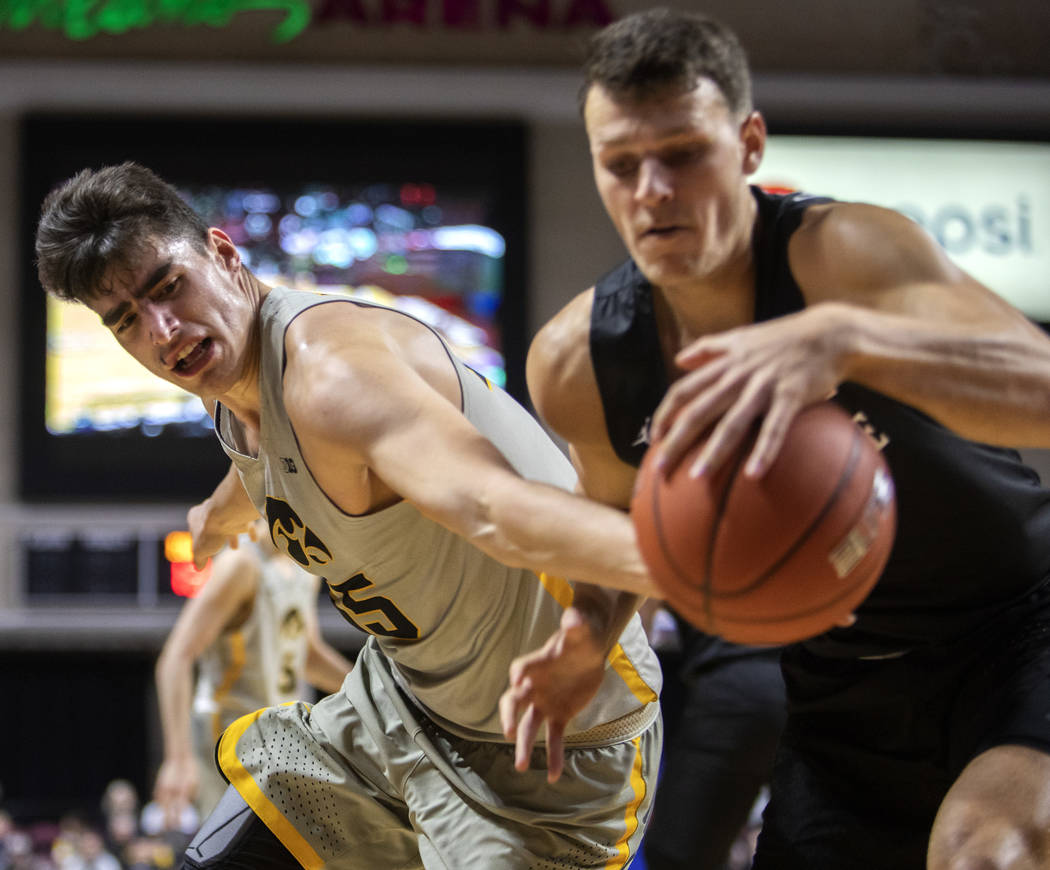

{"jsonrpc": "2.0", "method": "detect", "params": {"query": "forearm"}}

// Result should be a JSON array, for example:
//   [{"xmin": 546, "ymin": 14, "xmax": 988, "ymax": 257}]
[
  {"xmin": 834, "ymin": 302, "xmax": 1050, "ymax": 446},
  {"xmin": 155, "ymin": 653, "xmax": 195, "ymax": 763},
  {"xmin": 569, "ymin": 583, "xmax": 647, "ymax": 660},
  {"xmin": 201, "ymin": 463, "xmax": 259, "ymax": 528},
  {"xmin": 305, "ymin": 642, "xmax": 354, "ymax": 695},
  {"xmin": 466, "ymin": 476, "xmax": 658, "ymax": 597}
]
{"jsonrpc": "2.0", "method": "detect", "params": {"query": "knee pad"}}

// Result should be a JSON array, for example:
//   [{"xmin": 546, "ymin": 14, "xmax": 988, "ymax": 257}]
[
  {"xmin": 182, "ymin": 785, "xmax": 299, "ymax": 869},
  {"xmin": 183, "ymin": 786, "xmax": 256, "ymax": 867}
]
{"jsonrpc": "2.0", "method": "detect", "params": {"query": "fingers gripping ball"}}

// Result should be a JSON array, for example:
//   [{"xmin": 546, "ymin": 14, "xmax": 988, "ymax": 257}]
[{"xmin": 631, "ymin": 402, "xmax": 896, "ymax": 645}]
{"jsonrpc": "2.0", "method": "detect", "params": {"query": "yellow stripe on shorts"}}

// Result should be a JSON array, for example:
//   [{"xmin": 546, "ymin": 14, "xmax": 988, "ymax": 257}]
[
  {"xmin": 217, "ymin": 705, "xmax": 324, "ymax": 870},
  {"xmin": 605, "ymin": 734, "xmax": 647, "ymax": 869}
]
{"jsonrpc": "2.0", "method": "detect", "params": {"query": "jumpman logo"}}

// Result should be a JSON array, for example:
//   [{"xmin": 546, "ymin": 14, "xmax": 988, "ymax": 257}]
[{"xmin": 632, "ymin": 416, "xmax": 653, "ymax": 447}]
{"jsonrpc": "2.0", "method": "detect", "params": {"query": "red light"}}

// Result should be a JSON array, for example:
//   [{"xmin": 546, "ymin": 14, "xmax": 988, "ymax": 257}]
[
  {"xmin": 400, "ymin": 183, "xmax": 422, "ymax": 205},
  {"xmin": 170, "ymin": 560, "xmax": 211, "ymax": 598}
]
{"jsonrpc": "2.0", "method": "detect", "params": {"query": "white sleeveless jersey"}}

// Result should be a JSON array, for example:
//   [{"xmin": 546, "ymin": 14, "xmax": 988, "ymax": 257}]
[
  {"xmin": 213, "ymin": 288, "xmax": 661, "ymax": 742},
  {"xmin": 192, "ymin": 544, "xmax": 318, "ymax": 744}
]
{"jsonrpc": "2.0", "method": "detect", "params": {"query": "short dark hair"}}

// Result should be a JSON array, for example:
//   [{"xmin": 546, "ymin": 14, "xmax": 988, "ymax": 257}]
[
  {"xmin": 35, "ymin": 162, "xmax": 210, "ymax": 304},
  {"xmin": 579, "ymin": 7, "xmax": 753, "ymax": 116}
]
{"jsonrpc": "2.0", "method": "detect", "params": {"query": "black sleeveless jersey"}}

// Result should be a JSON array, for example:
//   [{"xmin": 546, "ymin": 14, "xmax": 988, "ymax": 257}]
[{"xmin": 590, "ymin": 186, "xmax": 1050, "ymax": 657}]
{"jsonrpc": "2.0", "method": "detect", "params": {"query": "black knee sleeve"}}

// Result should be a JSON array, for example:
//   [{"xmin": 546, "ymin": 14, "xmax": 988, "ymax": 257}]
[{"xmin": 182, "ymin": 785, "xmax": 299, "ymax": 869}]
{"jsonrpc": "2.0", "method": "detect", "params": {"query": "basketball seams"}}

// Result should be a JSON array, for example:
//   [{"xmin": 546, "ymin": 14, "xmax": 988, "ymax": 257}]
[
  {"xmin": 704, "ymin": 442, "xmax": 752, "ymax": 628},
  {"xmin": 648, "ymin": 439, "xmax": 751, "ymax": 634},
  {"xmin": 713, "ymin": 566, "xmax": 876, "ymax": 628},
  {"xmin": 631, "ymin": 402, "xmax": 896, "ymax": 645},
  {"xmin": 710, "ymin": 427, "xmax": 864, "ymax": 601}
]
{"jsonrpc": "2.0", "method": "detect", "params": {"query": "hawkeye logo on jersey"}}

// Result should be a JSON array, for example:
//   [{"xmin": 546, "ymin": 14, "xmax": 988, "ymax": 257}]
[
  {"xmin": 280, "ymin": 457, "xmax": 298, "ymax": 473},
  {"xmin": 265, "ymin": 496, "xmax": 332, "ymax": 569}
]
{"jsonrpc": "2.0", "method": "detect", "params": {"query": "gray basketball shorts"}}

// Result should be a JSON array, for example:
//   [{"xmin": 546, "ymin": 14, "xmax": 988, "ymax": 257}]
[{"xmin": 216, "ymin": 642, "xmax": 661, "ymax": 869}]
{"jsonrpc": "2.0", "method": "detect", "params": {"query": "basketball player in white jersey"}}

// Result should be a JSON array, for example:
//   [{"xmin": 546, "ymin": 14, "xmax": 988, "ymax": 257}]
[
  {"xmin": 153, "ymin": 521, "xmax": 352, "ymax": 823},
  {"xmin": 36, "ymin": 162, "xmax": 664, "ymax": 869}
]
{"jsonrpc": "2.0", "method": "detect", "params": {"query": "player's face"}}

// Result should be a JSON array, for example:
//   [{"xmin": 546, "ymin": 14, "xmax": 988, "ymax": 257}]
[
  {"xmin": 86, "ymin": 229, "xmax": 258, "ymax": 402},
  {"xmin": 585, "ymin": 80, "xmax": 765, "ymax": 291}
]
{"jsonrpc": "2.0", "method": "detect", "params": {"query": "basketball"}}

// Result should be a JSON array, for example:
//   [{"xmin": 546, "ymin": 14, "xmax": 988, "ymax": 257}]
[{"xmin": 631, "ymin": 402, "xmax": 896, "ymax": 645}]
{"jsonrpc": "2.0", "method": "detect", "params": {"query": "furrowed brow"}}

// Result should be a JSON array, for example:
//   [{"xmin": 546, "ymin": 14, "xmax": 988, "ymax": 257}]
[
  {"xmin": 101, "ymin": 301, "xmax": 130, "ymax": 329},
  {"xmin": 99, "ymin": 260, "xmax": 174, "ymax": 328}
]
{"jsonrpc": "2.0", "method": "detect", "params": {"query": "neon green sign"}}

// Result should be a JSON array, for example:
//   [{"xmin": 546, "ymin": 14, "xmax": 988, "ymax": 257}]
[{"xmin": 0, "ymin": 0, "xmax": 311, "ymax": 41}]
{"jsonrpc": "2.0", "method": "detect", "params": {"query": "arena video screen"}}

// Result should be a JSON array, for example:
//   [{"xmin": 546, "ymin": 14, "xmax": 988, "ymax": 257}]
[{"xmin": 21, "ymin": 114, "xmax": 527, "ymax": 501}]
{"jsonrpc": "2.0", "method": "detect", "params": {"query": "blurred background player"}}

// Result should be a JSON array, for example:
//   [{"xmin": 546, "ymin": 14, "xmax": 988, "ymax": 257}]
[{"xmin": 152, "ymin": 520, "xmax": 353, "ymax": 824}]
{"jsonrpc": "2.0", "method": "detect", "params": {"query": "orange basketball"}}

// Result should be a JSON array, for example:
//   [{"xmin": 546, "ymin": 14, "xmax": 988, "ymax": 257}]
[{"xmin": 631, "ymin": 402, "xmax": 896, "ymax": 645}]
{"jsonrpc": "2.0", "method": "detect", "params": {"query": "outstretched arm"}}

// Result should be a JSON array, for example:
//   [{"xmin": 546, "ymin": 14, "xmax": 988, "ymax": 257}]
[
  {"xmin": 276, "ymin": 301, "xmax": 657, "ymax": 781},
  {"xmin": 281, "ymin": 303, "xmax": 657, "ymax": 598},
  {"xmin": 651, "ymin": 202, "xmax": 1050, "ymax": 477}
]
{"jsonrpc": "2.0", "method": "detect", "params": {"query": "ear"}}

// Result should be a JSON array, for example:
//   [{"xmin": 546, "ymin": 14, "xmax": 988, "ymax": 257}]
[
  {"xmin": 740, "ymin": 111, "xmax": 766, "ymax": 176},
  {"xmin": 208, "ymin": 227, "xmax": 241, "ymax": 274}
]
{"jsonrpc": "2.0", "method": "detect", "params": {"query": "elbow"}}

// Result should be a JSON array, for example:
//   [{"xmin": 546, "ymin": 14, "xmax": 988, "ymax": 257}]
[
  {"xmin": 461, "ymin": 483, "xmax": 544, "ymax": 573},
  {"xmin": 155, "ymin": 646, "xmax": 171, "ymax": 679},
  {"xmin": 155, "ymin": 644, "xmax": 191, "ymax": 684}
]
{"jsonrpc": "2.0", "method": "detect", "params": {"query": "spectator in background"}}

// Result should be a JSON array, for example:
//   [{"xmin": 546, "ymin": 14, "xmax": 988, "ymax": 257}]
[
  {"xmin": 61, "ymin": 831, "xmax": 118, "ymax": 870},
  {"xmin": 98, "ymin": 781, "xmax": 138, "ymax": 863}
]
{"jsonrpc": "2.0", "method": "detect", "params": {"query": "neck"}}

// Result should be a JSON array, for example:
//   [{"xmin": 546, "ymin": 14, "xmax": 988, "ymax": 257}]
[
  {"xmin": 657, "ymin": 243, "xmax": 756, "ymax": 354},
  {"xmin": 212, "ymin": 272, "xmax": 269, "ymax": 430},
  {"xmin": 650, "ymin": 191, "xmax": 758, "ymax": 378}
]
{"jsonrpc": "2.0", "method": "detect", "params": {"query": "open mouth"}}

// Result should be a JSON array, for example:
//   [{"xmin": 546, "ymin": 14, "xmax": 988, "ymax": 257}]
[{"xmin": 173, "ymin": 337, "xmax": 212, "ymax": 375}]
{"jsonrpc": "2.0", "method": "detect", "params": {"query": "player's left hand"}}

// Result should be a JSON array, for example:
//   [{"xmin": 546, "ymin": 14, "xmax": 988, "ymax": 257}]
[
  {"xmin": 651, "ymin": 305, "xmax": 847, "ymax": 479},
  {"xmin": 499, "ymin": 606, "xmax": 607, "ymax": 783},
  {"xmin": 187, "ymin": 500, "xmax": 258, "ymax": 569}
]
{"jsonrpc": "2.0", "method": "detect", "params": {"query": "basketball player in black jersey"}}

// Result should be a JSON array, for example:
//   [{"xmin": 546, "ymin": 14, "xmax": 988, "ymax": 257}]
[{"xmin": 515, "ymin": 8, "xmax": 1050, "ymax": 870}]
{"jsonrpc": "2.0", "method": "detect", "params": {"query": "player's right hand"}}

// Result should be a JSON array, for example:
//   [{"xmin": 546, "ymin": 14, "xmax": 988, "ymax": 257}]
[
  {"xmin": 153, "ymin": 756, "xmax": 198, "ymax": 831},
  {"xmin": 651, "ymin": 306, "xmax": 846, "ymax": 480},
  {"xmin": 499, "ymin": 607, "xmax": 606, "ymax": 783}
]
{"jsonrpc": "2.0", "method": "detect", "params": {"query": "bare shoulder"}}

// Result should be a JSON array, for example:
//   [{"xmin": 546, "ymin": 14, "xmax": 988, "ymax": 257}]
[
  {"xmin": 281, "ymin": 300, "xmax": 440, "ymax": 425},
  {"xmin": 284, "ymin": 298, "xmax": 397, "ymax": 364},
  {"xmin": 529, "ymin": 287, "xmax": 638, "ymax": 507},
  {"xmin": 798, "ymin": 199, "xmax": 935, "ymax": 248},
  {"xmin": 791, "ymin": 200, "xmax": 965, "ymax": 302},
  {"xmin": 527, "ymin": 288, "xmax": 606, "ymax": 445},
  {"xmin": 185, "ymin": 545, "xmax": 262, "ymax": 624}
]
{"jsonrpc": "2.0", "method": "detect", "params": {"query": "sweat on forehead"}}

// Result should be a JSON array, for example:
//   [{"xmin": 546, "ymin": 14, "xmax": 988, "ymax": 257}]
[{"xmin": 86, "ymin": 238, "xmax": 160, "ymax": 301}]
